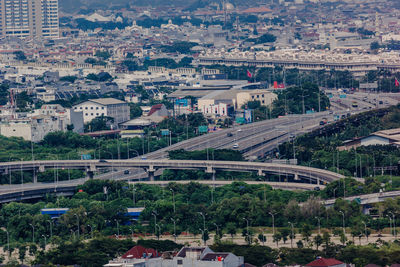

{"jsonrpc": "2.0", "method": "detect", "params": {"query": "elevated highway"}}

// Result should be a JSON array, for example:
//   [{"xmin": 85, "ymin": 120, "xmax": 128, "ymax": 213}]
[
  {"xmin": 0, "ymin": 159, "xmax": 344, "ymax": 183},
  {"xmin": 0, "ymin": 159, "xmax": 343, "ymax": 203},
  {"xmin": 324, "ymin": 190, "xmax": 400, "ymax": 207}
]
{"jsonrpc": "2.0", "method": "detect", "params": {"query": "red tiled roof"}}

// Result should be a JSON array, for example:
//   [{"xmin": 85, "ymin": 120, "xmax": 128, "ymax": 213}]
[
  {"xmin": 148, "ymin": 104, "xmax": 163, "ymax": 116},
  {"xmin": 306, "ymin": 258, "xmax": 344, "ymax": 267},
  {"xmin": 121, "ymin": 245, "xmax": 159, "ymax": 259}
]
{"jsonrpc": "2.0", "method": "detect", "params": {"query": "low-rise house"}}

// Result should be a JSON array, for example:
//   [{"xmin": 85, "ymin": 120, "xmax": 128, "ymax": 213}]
[{"xmin": 338, "ymin": 128, "xmax": 400, "ymax": 151}]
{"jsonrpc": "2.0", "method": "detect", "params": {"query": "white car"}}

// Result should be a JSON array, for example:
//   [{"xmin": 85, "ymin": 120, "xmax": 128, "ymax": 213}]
[{"xmin": 233, "ymin": 143, "xmax": 239, "ymax": 149}]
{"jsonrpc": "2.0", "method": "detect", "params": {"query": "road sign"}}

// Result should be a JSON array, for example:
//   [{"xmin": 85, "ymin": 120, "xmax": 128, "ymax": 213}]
[
  {"xmin": 198, "ymin": 125, "xmax": 208, "ymax": 133},
  {"xmin": 161, "ymin": 129, "xmax": 170, "ymax": 136},
  {"xmin": 81, "ymin": 154, "xmax": 92, "ymax": 160},
  {"xmin": 236, "ymin": 117, "xmax": 245, "ymax": 124}
]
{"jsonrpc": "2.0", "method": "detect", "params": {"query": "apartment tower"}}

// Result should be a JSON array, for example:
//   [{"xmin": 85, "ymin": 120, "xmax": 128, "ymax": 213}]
[{"xmin": 0, "ymin": 0, "xmax": 59, "ymax": 38}]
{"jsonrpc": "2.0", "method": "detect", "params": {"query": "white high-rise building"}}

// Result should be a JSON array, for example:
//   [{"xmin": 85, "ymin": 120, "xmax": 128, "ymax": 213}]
[{"xmin": 0, "ymin": 0, "xmax": 59, "ymax": 38}]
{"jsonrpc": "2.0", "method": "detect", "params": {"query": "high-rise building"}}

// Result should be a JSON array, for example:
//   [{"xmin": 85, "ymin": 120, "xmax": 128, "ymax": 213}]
[{"xmin": 0, "ymin": 0, "xmax": 59, "ymax": 38}]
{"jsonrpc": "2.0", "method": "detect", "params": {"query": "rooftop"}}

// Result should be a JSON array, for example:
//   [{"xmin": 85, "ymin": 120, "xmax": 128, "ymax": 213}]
[
  {"xmin": 306, "ymin": 258, "xmax": 344, "ymax": 267},
  {"xmin": 89, "ymin": 98, "xmax": 126, "ymax": 105}
]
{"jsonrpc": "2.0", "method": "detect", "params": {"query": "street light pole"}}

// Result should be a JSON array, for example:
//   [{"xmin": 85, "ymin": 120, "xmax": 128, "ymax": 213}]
[
  {"xmin": 288, "ymin": 222, "xmax": 294, "ymax": 248},
  {"xmin": 152, "ymin": 211, "xmax": 157, "ymax": 237},
  {"xmin": 74, "ymin": 214, "xmax": 79, "ymax": 239},
  {"xmin": 197, "ymin": 212, "xmax": 206, "ymax": 232},
  {"xmin": 29, "ymin": 223, "xmax": 35, "ymax": 243},
  {"xmin": 339, "ymin": 211, "xmax": 345, "ymax": 235},
  {"xmin": 170, "ymin": 188, "xmax": 175, "ymax": 213},
  {"xmin": 242, "ymin": 218, "xmax": 249, "ymax": 240},
  {"xmin": 47, "ymin": 220, "xmax": 53, "ymax": 239},
  {"xmin": 171, "ymin": 218, "xmax": 177, "ymax": 242},
  {"xmin": 199, "ymin": 228, "xmax": 205, "ymax": 245},
  {"xmin": 114, "ymin": 219, "xmax": 120, "ymax": 237},
  {"xmin": 362, "ymin": 221, "xmax": 367, "ymax": 242},
  {"xmin": 269, "ymin": 212, "xmax": 275, "ymax": 235},
  {"xmin": 213, "ymin": 223, "xmax": 219, "ymax": 238},
  {"xmin": 390, "ymin": 212, "xmax": 396, "ymax": 237},
  {"xmin": 315, "ymin": 217, "xmax": 321, "ymax": 235},
  {"xmin": 6, "ymin": 229, "xmax": 9, "ymax": 252},
  {"xmin": 42, "ymin": 235, "xmax": 47, "ymax": 249},
  {"xmin": 87, "ymin": 225, "xmax": 94, "ymax": 239},
  {"xmin": 387, "ymin": 215, "xmax": 393, "ymax": 236}
]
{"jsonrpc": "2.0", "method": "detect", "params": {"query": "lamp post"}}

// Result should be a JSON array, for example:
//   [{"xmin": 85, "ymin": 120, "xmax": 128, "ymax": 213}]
[
  {"xmin": 362, "ymin": 221, "xmax": 368, "ymax": 242},
  {"xmin": 339, "ymin": 211, "xmax": 345, "ymax": 235},
  {"xmin": 115, "ymin": 219, "xmax": 120, "ymax": 237},
  {"xmin": 387, "ymin": 215, "xmax": 393, "ymax": 236},
  {"xmin": 42, "ymin": 235, "xmax": 47, "ymax": 249},
  {"xmin": 130, "ymin": 227, "xmax": 134, "ymax": 239},
  {"xmin": 74, "ymin": 213, "xmax": 79, "ymax": 239},
  {"xmin": 199, "ymin": 228, "xmax": 205, "ymax": 245},
  {"xmin": 390, "ymin": 212, "xmax": 396, "ymax": 237},
  {"xmin": 288, "ymin": 222, "xmax": 294, "ymax": 248},
  {"xmin": 156, "ymin": 224, "xmax": 161, "ymax": 240},
  {"xmin": 6, "ymin": 229, "xmax": 9, "ymax": 252},
  {"xmin": 242, "ymin": 218, "xmax": 249, "ymax": 240},
  {"xmin": 29, "ymin": 223, "xmax": 35, "ymax": 243},
  {"xmin": 87, "ymin": 225, "xmax": 94, "ymax": 239},
  {"xmin": 47, "ymin": 220, "xmax": 53, "ymax": 239},
  {"xmin": 171, "ymin": 218, "xmax": 177, "ymax": 242},
  {"xmin": 132, "ymin": 187, "xmax": 136, "ymax": 206},
  {"xmin": 315, "ymin": 217, "xmax": 321, "ymax": 235},
  {"xmin": 152, "ymin": 211, "xmax": 157, "ymax": 237},
  {"xmin": 197, "ymin": 212, "xmax": 206, "ymax": 232},
  {"xmin": 308, "ymin": 159, "xmax": 318, "ymax": 184},
  {"xmin": 213, "ymin": 223, "xmax": 219, "ymax": 238},
  {"xmin": 269, "ymin": 212, "xmax": 275, "ymax": 235},
  {"xmin": 170, "ymin": 188, "xmax": 175, "ymax": 213}
]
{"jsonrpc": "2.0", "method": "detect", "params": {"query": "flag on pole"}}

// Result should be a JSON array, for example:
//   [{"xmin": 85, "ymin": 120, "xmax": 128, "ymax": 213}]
[
  {"xmin": 395, "ymin": 78, "xmax": 399, "ymax": 87},
  {"xmin": 246, "ymin": 70, "xmax": 253, "ymax": 78}
]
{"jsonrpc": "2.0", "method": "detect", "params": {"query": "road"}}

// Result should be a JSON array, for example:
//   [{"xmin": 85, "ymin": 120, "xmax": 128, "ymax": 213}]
[{"xmin": 323, "ymin": 190, "xmax": 400, "ymax": 207}]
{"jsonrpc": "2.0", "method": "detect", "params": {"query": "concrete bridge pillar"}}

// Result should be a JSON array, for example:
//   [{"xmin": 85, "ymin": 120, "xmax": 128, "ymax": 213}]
[
  {"xmin": 257, "ymin": 169, "xmax": 265, "ymax": 177},
  {"xmin": 205, "ymin": 166, "xmax": 215, "ymax": 181},
  {"xmin": 39, "ymin": 165, "xmax": 45, "ymax": 173},
  {"xmin": 146, "ymin": 166, "xmax": 156, "ymax": 181},
  {"xmin": 33, "ymin": 170, "xmax": 38, "ymax": 183},
  {"xmin": 294, "ymin": 173, "xmax": 300, "ymax": 181},
  {"xmin": 86, "ymin": 171, "xmax": 94, "ymax": 179}
]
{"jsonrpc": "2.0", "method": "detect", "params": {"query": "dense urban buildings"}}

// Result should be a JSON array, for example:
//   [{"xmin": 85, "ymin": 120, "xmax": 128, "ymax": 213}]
[{"xmin": 1, "ymin": 0, "xmax": 400, "ymax": 266}]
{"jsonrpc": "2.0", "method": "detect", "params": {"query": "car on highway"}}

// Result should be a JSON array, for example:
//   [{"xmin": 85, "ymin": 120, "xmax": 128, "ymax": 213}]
[
  {"xmin": 227, "ymin": 133, "xmax": 233, "ymax": 137},
  {"xmin": 124, "ymin": 170, "xmax": 130, "ymax": 175},
  {"xmin": 141, "ymin": 156, "xmax": 147, "ymax": 160},
  {"xmin": 99, "ymin": 159, "xmax": 107, "ymax": 163},
  {"xmin": 232, "ymin": 143, "xmax": 239, "ymax": 149}
]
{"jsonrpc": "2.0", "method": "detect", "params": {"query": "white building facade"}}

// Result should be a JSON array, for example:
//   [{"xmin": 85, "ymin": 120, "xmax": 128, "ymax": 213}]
[{"xmin": 73, "ymin": 98, "xmax": 130, "ymax": 126}]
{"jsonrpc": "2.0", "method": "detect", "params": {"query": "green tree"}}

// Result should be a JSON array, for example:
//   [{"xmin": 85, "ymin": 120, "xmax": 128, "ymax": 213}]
[
  {"xmin": 313, "ymin": 234, "xmax": 323, "ymax": 250},
  {"xmin": 226, "ymin": 222, "xmax": 236, "ymax": 241},
  {"xmin": 84, "ymin": 115, "xmax": 114, "ymax": 132},
  {"xmin": 273, "ymin": 232, "xmax": 281, "ymax": 247}
]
